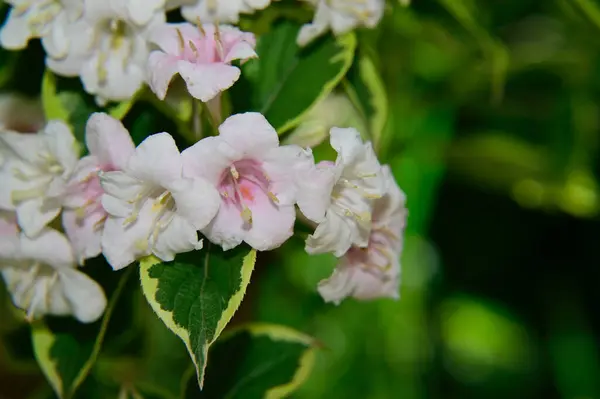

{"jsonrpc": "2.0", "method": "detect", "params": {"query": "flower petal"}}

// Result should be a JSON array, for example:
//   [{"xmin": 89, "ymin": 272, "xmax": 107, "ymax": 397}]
[
  {"xmin": 317, "ymin": 267, "xmax": 354, "ymax": 305},
  {"xmin": 85, "ymin": 113, "xmax": 135, "ymax": 170},
  {"xmin": 182, "ymin": 136, "xmax": 238, "ymax": 184},
  {"xmin": 43, "ymin": 120, "xmax": 79, "ymax": 174},
  {"xmin": 201, "ymin": 202, "xmax": 245, "ymax": 251},
  {"xmin": 0, "ymin": 10, "xmax": 31, "ymax": 50},
  {"xmin": 62, "ymin": 209, "xmax": 104, "ymax": 264},
  {"xmin": 147, "ymin": 51, "xmax": 179, "ymax": 100},
  {"xmin": 218, "ymin": 112, "xmax": 279, "ymax": 158},
  {"xmin": 177, "ymin": 61, "xmax": 240, "ymax": 102},
  {"xmin": 0, "ymin": 131, "xmax": 46, "ymax": 164},
  {"xmin": 20, "ymin": 228, "xmax": 75, "ymax": 268},
  {"xmin": 16, "ymin": 198, "xmax": 62, "ymax": 238},
  {"xmin": 262, "ymin": 145, "xmax": 317, "ymax": 206},
  {"xmin": 127, "ymin": 133, "xmax": 183, "ymax": 186},
  {"xmin": 296, "ymin": 164, "xmax": 336, "ymax": 223},
  {"xmin": 148, "ymin": 22, "xmax": 200, "ymax": 54},
  {"xmin": 305, "ymin": 210, "xmax": 354, "ymax": 257},
  {"xmin": 152, "ymin": 214, "xmax": 199, "ymax": 261},
  {"xmin": 101, "ymin": 202, "xmax": 154, "ymax": 270},
  {"xmin": 244, "ymin": 190, "xmax": 295, "ymax": 251},
  {"xmin": 0, "ymin": 211, "xmax": 19, "ymax": 259},
  {"xmin": 58, "ymin": 268, "xmax": 107, "ymax": 323},
  {"xmin": 169, "ymin": 177, "xmax": 220, "ymax": 230}
]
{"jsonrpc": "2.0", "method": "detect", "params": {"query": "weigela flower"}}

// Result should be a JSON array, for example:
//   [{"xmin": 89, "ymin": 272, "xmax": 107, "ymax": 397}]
[
  {"xmin": 147, "ymin": 22, "xmax": 256, "ymax": 102},
  {"xmin": 100, "ymin": 132, "xmax": 220, "ymax": 270},
  {"xmin": 62, "ymin": 113, "xmax": 135, "ymax": 264},
  {"xmin": 0, "ymin": 121, "xmax": 79, "ymax": 237},
  {"xmin": 0, "ymin": 0, "xmax": 85, "ymax": 58},
  {"xmin": 47, "ymin": 0, "xmax": 165, "ymax": 105},
  {"xmin": 182, "ymin": 112, "xmax": 312, "ymax": 251},
  {"xmin": 298, "ymin": 127, "xmax": 386, "ymax": 257},
  {"xmin": 297, "ymin": 0, "xmax": 385, "ymax": 46},
  {"xmin": 0, "ymin": 225, "xmax": 107, "ymax": 323},
  {"xmin": 181, "ymin": 0, "xmax": 272, "ymax": 25},
  {"xmin": 318, "ymin": 165, "xmax": 406, "ymax": 304}
]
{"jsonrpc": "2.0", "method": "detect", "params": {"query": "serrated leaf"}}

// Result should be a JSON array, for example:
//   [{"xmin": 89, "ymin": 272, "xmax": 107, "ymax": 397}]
[
  {"xmin": 235, "ymin": 21, "xmax": 356, "ymax": 134},
  {"xmin": 185, "ymin": 323, "xmax": 317, "ymax": 399},
  {"xmin": 31, "ymin": 267, "xmax": 132, "ymax": 399},
  {"xmin": 344, "ymin": 53, "xmax": 389, "ymax": 150},
  {"xmin": 139, "ymin": 245, "xmax": 257, "ymax": 389}
]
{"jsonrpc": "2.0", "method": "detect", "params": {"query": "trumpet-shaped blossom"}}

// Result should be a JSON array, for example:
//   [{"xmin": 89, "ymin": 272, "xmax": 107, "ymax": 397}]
[
  {"xmin": 47, "ymin": 1, "xmax": 165, "ymax": 105},
  {"xmin": 318, "ymin": 165, "xmax": 407, "ymax": 304},
  {"xmin": 147, "ymin": 22, "xmax": 256, "ymax": 102},
  {"xmin": 0, "ymin": 0, "xmax": 84, "ymax": 58},
  {"xmin": 297, "ymin": 0, "xmax": 385, "ymax": 46},
  {"xmin": 298, "ymin": 127, "xmax": 386, "ymax": 257},
  {"xmin": 181, "ymin": 0, "xmax": 272, "ymax": 24},
  {"xmin": 62, "ymin": 113, "xmax": 135, "ymax": 264},
  {"xmin": 0, "ymin": 121, "xmax": 79, "ymax": 237},
  {"xmin": 0, "ymin": 227, "xmax": 107, "ymax": 323},
  {"xmin": 182, "ymin": 112, "xmax": 312, "ymax": 251},
  {"xmin": 100, "ymin": 132, "xmax": 220, "ymax": 270}
]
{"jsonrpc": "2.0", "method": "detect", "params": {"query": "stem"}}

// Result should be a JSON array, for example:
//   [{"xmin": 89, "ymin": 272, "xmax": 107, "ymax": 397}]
[{"xmin": 192, "ymin": 99, "xmax": 203, "ymax": 141}]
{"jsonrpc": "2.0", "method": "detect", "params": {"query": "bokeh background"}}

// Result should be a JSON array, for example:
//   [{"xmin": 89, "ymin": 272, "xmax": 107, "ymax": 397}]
[{"xmin": 2, "ymin": 0, "xmax": 600, "ymax": 398}]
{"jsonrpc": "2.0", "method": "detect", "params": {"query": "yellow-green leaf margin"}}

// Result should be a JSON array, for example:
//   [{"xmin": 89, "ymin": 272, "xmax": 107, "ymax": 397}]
[
  {"xmin": 139, "ymin": 249, "xmax": 257, "ymax": 388},
  {"xmin": 277, "ymin": 32, "xmax": 357, "ymax": 135}
]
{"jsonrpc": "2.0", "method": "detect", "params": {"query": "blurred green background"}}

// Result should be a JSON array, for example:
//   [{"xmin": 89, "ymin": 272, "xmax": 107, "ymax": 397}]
[{"xmin": 3, "ymin": 0, "xmax": 600, "ymax": 398}]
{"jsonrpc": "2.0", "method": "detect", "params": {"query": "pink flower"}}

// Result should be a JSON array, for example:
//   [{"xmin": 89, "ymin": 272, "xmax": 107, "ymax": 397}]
[
  {"xmin": 182, "ymin": 112, "xmax": 313, "ymax": 251},
  {"xmin": 147, "ymin": 22, "xmax": 257, "ymax": 102},
  {"xmin": 318, "ymin": 165, "xmax": 407, "ymax": 304},
  {"xmin": 62, "ymin": 113, "xmax": 135, "ymax": 264}
]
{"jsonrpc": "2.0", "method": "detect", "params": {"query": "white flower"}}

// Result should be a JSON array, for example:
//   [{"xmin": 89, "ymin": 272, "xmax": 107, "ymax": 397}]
[
  {"xmin": 297, "ymin": 0, "xmax": 385, "ymax": 46},
  {"xmin": 182, "ymin": 112, "xmax": 312, "ymax": 251},
  {"xmin": 181, "ymin": 0, "xmax": 272, "ymax": 24},
  {"xmin": 100, "ymin": 132, "xmax": 220, "ymax": 270},
  {"xmin": 298, "ymin": 127, "xmax": 386, "ymax": 257},
  {"xmin": 62, "ymin": 113, "xmax": 135, "ymax": 264},
  {"xmin": 0, "ymin": 121, "xmax": 79, "ymax": 237},
  {"xmin": 0, "ymin": 0, "xmax": 84, "ymax": 58},
  {"xmin": 47, "ymin": 0, "xmax": 166, "ymax": 105},
  {"xmin": 318, "ymin": 165, "xmax": 407, "ymax": 304},
  {"xmin": 147, "ymin": 22, "xmax": 256, "ymax": 102},
  {"xmin": 0, "ymin": 226, "xmax": 107, "ymax": 323}
]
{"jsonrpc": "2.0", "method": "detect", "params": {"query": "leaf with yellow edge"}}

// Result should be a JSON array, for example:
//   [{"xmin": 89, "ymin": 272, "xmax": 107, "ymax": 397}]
[
  {"xmin": 233, "ymin": 20, "xmax": 356, "ymax": 134},
  {"xmin": 344, "ymin": 52, "xmax": 389, "ymax": 151},
  {"xmin": 183, "ymin": 323, "xmax": 318, "ymax": 398},
  {"xmin": 31, "ymin": 267, "xmax": 133, "ymax": 399},
  {"xmin": 139, "ymin": 245, "xmax": 257, "ymax": 390}
]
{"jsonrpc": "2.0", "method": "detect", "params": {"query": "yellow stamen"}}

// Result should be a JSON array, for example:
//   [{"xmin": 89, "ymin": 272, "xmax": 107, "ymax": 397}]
[
  {"xmin": 241, "ymin": 206, "xmax": 252, "ymax": 224},
  {"xmin": 176, "ymin": 28, "xmax": 185, "ymax": 51},
  {"xmin": 230, "ymin": 165, "xmax": 239, "ymax": 180}
]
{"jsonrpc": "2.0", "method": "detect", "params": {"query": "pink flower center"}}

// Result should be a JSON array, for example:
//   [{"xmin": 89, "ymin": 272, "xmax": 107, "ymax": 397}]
[
  {"xmin": 218, "ymin": 159, "xmax": 279, "ymax": 225},
  {"xmin": 176, "ymin": 27, "xmax": 225, "ymax": 64},
  {"xmin": 345, "ymin": 227, "xmax": 400, "ymax": 280},
  {"xmin": 69, "ymin": 163, "xmax": 115, "ymax": 229}
]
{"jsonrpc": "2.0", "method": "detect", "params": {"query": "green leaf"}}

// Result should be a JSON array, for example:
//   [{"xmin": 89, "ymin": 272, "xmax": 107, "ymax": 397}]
[
  {"xmin": 344, "ymin": 53, "xmax": 389, "ymax": 150},
  {"xmin": 236, "ymin": 21, "xmax": 356, "ymax": 134},
  {"xmin": 184, "ymin": 323, "xmax": 317, "ymax": 399},
  {"xmin": 139, "ymin": 245, "xmax": 257, "ymax": 389},
  {"xmin": 41, "ymin": 70, "xmax": 136, "ymax": 144},
  {"xmin": 31, "ymin": 267, "xmax": 133, "ymax": 399}
]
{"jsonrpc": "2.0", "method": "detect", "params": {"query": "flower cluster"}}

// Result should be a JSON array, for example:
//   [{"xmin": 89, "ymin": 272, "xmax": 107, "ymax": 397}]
[
  {"xmin": 0, "ymin": 0, "xmax": 384, "ymax": 104},
  {"xmin": 0, "ymin": 1, "xmax": 400, "ymax": 324}
]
